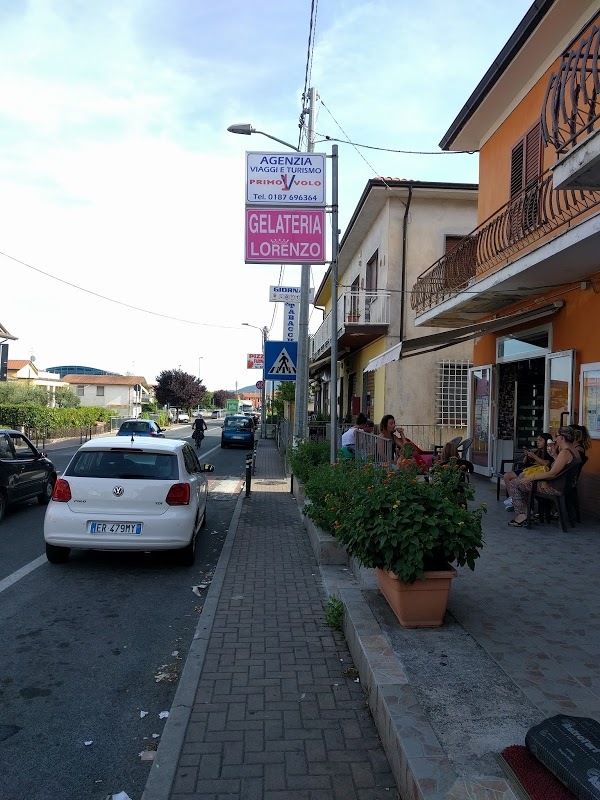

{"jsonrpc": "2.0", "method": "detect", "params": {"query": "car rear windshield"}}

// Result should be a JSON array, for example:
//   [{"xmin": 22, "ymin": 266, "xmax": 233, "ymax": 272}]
[
  {"xmin": 66, "ymin": 450, "xmax": 179, "ymax": 480},
  {"xmin": 119, "ymin": 421, "xmax": 152, "ymax": 433},
  {"xmin": 224, "ymin": 418, "xmax": 251, "ymax": 430}
]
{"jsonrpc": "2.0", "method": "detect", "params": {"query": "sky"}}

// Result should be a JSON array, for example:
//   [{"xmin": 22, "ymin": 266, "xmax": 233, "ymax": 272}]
[{"xmin": 0, "ymin": 0, "xmax": 534, "ymax": 392}]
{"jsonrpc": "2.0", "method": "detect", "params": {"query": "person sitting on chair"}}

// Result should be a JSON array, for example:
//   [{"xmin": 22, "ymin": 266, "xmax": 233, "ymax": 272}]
[
  {"xmin": 502, "ymin": 432, "xmax": 553, "ymax": 510},
  {"xmin": 340, "ymin": 413, "xmax": 368, "ymax": 458},
  {"xmin": 507, "ymin": 427, "xmax": 580, "ymax": 527},
  {"xmin": 437, "ymin": 441, "xmax": 474, "ymax": 477}
]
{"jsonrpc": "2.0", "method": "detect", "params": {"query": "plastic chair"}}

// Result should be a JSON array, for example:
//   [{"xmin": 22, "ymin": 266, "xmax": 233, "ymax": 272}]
[
  {"xmin": 496, "ymin": 454, "xmax": 524, "ymax": 501},
  {"xmin": 526, "ymin": 460, "xmax": 583, "ymax": 532},
  {"xmin": 457, "ymin": 437, "xmax": 473, "ymax": 458}
]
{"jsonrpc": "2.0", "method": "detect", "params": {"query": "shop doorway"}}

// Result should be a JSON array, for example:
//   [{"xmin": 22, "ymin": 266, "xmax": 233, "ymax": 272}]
[{"xmin": 468, "ymin": 326, "xmax": 574, "ymax": 476}]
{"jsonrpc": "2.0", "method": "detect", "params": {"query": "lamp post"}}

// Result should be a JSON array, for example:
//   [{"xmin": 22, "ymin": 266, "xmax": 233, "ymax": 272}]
[{"xmin": 243, "ymin": 322, "xmax": 268, "ymax": 437}]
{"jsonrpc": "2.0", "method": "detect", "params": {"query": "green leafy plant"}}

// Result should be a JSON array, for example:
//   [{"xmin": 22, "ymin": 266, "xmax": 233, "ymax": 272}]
[
  {"xmin": 289, "ymin": 439, "xmax": 331, "ymax": 485},
  {"xmin": 0, "ymin": 404, "xmax": 112, "ymax": 430},
  {"xmin": 304, "ymin": 460, "xmax": 486, "ymax": 585},
  {"xmin": 325, "ymin": 596, "xmax": 344, "ymax": 630}
]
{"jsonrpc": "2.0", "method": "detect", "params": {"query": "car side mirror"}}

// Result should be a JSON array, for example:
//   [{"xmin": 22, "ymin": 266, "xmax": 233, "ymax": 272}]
[{"xmin": 202, "ymin": 464, "xmax": 215, "ymax": 472}]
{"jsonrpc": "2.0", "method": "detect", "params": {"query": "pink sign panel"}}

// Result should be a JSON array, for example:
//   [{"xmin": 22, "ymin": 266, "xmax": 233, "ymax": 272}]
[{"xmin": 245, "ymin": 208, "xmax": 326, "ymax": 264}]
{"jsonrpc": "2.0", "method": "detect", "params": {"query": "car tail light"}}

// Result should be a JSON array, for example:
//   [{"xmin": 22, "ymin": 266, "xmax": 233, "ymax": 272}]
[
  {"xmin": 52, "ymin": 479, "xmax": 72, "ymax": 502},
  {"xmin": 166, "ymin": 483, "xmax": 190, "ymax": 505}
]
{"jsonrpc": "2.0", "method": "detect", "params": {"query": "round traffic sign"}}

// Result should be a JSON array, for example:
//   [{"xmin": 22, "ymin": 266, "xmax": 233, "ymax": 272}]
[{"xmin": 256, "ymin": 380, "xmax": 264, "ymax": 390}]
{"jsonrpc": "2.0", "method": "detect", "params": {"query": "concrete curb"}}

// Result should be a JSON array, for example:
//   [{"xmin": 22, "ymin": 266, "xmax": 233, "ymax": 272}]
[{"xmin": 141, "ymin": 490, "xmax": 245, "ymax": 800}]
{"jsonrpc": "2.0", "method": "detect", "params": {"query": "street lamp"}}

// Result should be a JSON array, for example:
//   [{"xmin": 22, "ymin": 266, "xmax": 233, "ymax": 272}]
[
  {"xmin": 243, "ymin": 322, "xmax": 268, "ymax": 437},
  {"xmin": 229, "ymin": 105, "xmax": 316, "ymax": 450},
  {"xmin": 227, "ymin": 124, "xmax": 301, "ymax": 153}
]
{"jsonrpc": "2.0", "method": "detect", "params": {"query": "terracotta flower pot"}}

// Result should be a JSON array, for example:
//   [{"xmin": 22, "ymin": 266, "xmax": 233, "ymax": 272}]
[{"xmin": 375, "ymin": 566, "xmax": 457, "ymax": 628}]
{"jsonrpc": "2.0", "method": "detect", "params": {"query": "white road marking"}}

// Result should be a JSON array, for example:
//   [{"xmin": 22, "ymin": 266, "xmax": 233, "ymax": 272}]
[{"xmin": 0, "ymin": 554, "xmax": 47, "ymax": 595}]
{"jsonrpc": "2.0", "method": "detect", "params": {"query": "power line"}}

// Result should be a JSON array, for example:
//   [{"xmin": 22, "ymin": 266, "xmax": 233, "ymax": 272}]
[
  {"xmin": 0, "ymin": 249, "xmax": 242, "ymax": 330},
  {"xmin": 298, "ymin": 0, "xmax": 319, "ymax": 151},
  {"xmin": 319, "ymin": 99, "xmax": 476, "ymax": 155}
]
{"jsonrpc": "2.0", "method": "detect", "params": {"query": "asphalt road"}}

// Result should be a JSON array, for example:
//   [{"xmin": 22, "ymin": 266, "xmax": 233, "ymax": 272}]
[{"xmin": 0, "ymin": 422, "xmax": 248, "ymax": 800}]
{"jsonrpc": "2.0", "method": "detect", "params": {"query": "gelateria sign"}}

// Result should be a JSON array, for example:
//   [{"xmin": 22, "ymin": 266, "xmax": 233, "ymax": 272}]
[{"xmin": 245, "ymin": 208, "xmax": 326, "ymax": 264}]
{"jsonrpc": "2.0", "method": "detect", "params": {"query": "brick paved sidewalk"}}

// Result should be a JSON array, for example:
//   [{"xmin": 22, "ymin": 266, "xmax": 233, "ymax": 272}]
[{"xmin": 146, "ymin": 439, "xmax": 399, "ymax": 800}]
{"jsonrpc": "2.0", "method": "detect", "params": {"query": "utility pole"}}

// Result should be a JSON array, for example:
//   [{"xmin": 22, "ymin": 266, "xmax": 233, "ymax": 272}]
[
  {"xmin": 293, "ymin": 86, "xmax": 317, "ymax": 447},
  {"xmin": 330, "ymin": 144, "xmax": 339, "ymax": 463}
]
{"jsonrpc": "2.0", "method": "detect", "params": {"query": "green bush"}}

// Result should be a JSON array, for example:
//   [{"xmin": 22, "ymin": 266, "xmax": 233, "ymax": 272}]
[
  {"xmin": 303, "ymin": 459, "xmax": 485, "ymax": 585},
  {"xmin": 0, "ymin": 404, "xmax": 112, "ymax": 430},
  {"xmin": 289, "ymin": 439, "xmax": 330, "ymax": 485}
]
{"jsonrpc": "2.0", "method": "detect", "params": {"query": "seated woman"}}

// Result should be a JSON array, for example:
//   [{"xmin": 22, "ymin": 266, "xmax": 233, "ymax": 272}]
[
  {"xmin": 507, "ymin": 427, "xmax": 580, "ymax": 527},
  {"xmin": 571, "ymin": 424, "xmax": 591, "ymax": 463},
  {"xmin": 503, "ymin": 432, "xmax": 553, "ymax": 509},
  {"xmin": 437, "ymin": 441, "xmax": 474, "ymax": 477},
  {"xmin": 378, "ymin": 414, "xmax": 400, "ymax": 462}
]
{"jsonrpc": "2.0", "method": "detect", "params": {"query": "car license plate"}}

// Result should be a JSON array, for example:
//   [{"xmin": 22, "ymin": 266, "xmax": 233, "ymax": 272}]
[
  {"xmin": 232, "ymin": 435, "xmax": 243, "ymax": 440},
  {"xmin": 89, "ymin": 521, "xmax": 143, "ymax": 535}
]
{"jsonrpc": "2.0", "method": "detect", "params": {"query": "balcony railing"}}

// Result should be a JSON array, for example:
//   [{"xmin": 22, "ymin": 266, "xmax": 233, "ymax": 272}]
[
  {"xmin": 311, "ymin": 290, "xmax": 391, "ymax": 359},
  {"xmin": 411, "ymin": 166, "xmax": 600, "ymax": 314},
  {"xmin": 542, "ymin": 20, "xmax": 600, "ymax": 155}
]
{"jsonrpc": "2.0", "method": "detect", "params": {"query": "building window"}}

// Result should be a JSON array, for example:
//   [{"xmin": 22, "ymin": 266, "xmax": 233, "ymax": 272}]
[
  {"xmin": 76, "ymin": 385, "xmax": 84, "ymax": 397},
  {"xmin": 96, "ymin": 386, "xmax": 104, "ymax": 396},
  {"xmin": 580, "ymin": 362, "xmax": 600, "ymax": 439},
  {"xmin": 436, "ymin": 360, "xmax": 471, "ymax": 427},
  {"xmin": 444, "ymin": 235, "xmax": 464, "ymax": 253}
]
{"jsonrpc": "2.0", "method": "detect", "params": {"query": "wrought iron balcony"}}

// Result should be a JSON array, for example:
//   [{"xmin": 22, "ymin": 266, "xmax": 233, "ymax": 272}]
[
  {"xmin": 311, "ymin": 290, "xmax": 391, "ymax": 361},
  {"xmin": 542, "ymin": 19, "xmax": 600, "ymax": 156},
  {"xmin": 411, "ymin": 167, "xmax": 600, "ymax": 314}
]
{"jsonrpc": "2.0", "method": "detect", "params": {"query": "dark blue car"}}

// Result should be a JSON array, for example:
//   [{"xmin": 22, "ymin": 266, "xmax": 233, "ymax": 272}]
[
  {"xmin": 221, "ymin": 415, "xmax": 254, "ymax": 449},
  {"xmin": 117, "ymin": 419, "xmax": 165, "ymax": 438}
]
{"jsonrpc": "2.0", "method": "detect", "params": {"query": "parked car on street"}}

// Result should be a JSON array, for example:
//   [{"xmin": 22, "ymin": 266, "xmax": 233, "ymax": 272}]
[
  {"xmin": 177, "ymin": 412, "xmax": 190, "ymax": 423},
  {"xmin": 43, "ymin": 436, "xmax": 214, "ymax": 565},
  {"xmin": 221, "ymin": 415, "xmax": 255, "ymax": 449},
  {"xmin": 0, "ymin": 429, "xmax": 57, "ymax": 523},
  {"xmin": 117, "ymin": 419, "xmax": 165, "ymax": 438}
]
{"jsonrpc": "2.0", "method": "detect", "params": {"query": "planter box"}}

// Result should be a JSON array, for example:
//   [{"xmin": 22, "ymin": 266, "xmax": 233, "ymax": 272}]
[{"xmin": 303, "ymin": 514, "xmax": 349, "ymax": 565}]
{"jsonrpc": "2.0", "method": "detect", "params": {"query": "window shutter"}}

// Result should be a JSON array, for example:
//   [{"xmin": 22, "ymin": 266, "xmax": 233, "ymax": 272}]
[
  {"xmin": 445, "ymin": 235, "xmax": 463, "ymax": 253},
  {"xmin": 510, "ymin": 141, "xmax": 524, "ymax": 197},
  {"xmin": 524, "ymin": 122, "xmax": 541, "ymax": 186}
]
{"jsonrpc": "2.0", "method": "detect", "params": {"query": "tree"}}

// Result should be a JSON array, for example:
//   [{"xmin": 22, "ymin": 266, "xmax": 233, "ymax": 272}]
[
  {"xmin": 212, "ymin": 389, "xmax": 236, "ymax": 409},
  {"xmin": 54, "ymin": 387, "xmax": 81, "ymax": 408},
  {"xmin": 0, "ymin": 382, "xmax": 51, "ymax": 406},
  {"xmin": 155, "ymin": 369, "xmax": 205, "ymax": 410}
]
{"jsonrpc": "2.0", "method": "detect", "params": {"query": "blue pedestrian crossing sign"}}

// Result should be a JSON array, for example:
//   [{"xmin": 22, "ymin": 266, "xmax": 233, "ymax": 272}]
[{"xmin": 264, "ymin": 341, "xmax": 298, "ymax": 381}]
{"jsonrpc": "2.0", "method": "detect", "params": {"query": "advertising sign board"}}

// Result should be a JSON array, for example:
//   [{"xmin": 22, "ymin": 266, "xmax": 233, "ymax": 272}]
[
  {"xmin": 245, "ymin": 208, "xmax": 326, "ymax": 264},
  {"xmin": 245, "ymin": 151, "xmax": 326, "ymax": 206},
  {"xmin": 247, "ymin": 353, "xmax": 264, "ymax": 370},
  {"xmin": 226, "ymin": 399, "xmax": 239, "ymax": 414},
  {"xmin": 269, "ymin": 286, "xmax": 315, "ymax": 303},
  {"xmin": 283, "ymin": 303, "xmax": 298, "ymax": 342}
]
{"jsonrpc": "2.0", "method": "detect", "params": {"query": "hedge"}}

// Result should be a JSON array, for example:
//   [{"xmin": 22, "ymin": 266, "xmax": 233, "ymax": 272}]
[{"xmin": 0, "ymin": 404, "xmax": 113, "ymax": 430}]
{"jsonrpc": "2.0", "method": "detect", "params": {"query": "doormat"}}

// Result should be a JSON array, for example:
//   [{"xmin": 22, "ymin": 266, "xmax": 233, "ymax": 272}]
[{"xmin": 499, "ymin": 745, "xmax": 577, "ymax": 800}]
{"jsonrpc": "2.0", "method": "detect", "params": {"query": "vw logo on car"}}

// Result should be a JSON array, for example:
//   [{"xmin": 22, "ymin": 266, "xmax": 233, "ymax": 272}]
[{"xmin": 113, "ymin": 486, "xmax": 124, "ymax": 497}]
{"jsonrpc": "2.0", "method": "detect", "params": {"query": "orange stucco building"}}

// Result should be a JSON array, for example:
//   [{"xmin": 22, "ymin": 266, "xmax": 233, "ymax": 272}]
[{"xmin": 411, "ymin": 0, "xmax": 600, "ymax": 514}]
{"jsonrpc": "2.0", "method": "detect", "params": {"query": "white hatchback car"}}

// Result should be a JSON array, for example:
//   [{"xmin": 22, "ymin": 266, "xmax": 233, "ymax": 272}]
[{"xmin": 44, "ymin": 437, "xmax": 213, "ymax": 566}]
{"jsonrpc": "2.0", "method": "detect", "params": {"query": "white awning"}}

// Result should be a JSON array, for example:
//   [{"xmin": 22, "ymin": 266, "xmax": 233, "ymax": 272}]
[
  {"xmin": 363, "ymin": 302, "xmax": 563, "ymax": 373},
  {"xmin": 363, "ymin": 343, "xmax": 402, "ymax": 372}
]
